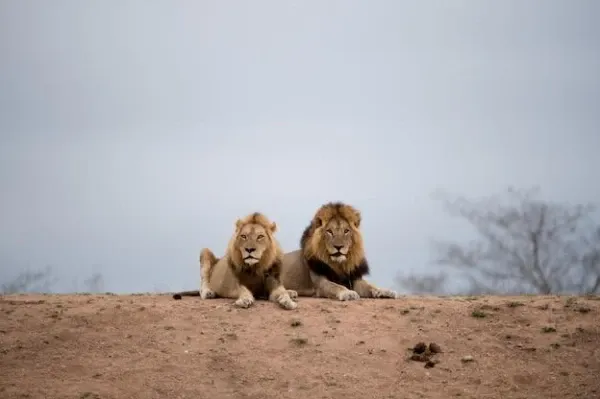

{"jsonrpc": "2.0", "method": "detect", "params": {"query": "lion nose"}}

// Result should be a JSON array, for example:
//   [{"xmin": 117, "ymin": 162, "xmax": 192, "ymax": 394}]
[
  {"xmin": 333, "ymin": 245, "xmax": 343, "ymax": 251},
  {"xmin": 246, "ymin": 248, "xmax": 256, "ymax": 254}
]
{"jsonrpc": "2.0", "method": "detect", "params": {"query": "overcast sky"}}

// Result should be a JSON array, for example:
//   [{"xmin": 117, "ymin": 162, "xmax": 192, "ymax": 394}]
[{"xmin": 1, "ymin": 1, "xmax": 599, "ymax": 293}]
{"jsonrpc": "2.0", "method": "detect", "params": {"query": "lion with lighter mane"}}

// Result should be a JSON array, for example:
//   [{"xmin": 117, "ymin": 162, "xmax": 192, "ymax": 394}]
[
  {"xmin": 280, "ymin": 202, "xmax": 397, "ymax": 301},
  {"xmin": 173, "ymin": 212, "xmax": 298, "ymax": 310}
]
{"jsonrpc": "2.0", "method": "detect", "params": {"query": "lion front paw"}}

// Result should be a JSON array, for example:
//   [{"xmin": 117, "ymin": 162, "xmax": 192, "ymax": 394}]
[
  {"xmin": 372, "ymin": 288, "xmax": 397, "ymax": 299},
  {"xmin": 278, "ymin": 295, "xmax": 298, "ymax": 310},
  {"xmin": 286, "ymin": 290, "xmax": 298, "ymax": 300},
  {"xmin": 234, "ymin": 296, "xmax": 254, "ymax": 309},
  {"xmin": 200, "ymin": 288, "xmax": 216, "ymax": 299},
  {"xmin": 336, "ymin": 290, "xmax": 360, "ymax": 301}
]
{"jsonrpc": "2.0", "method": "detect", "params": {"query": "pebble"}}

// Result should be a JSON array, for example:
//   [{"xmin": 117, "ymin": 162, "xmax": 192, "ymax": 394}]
[
  {"xmin": 429, "ymin": 343, "xmax": 442, "ymax": 353},
  {"xmin": 461, "ymin": 355, "xmax": 474, "ymax": 363}
]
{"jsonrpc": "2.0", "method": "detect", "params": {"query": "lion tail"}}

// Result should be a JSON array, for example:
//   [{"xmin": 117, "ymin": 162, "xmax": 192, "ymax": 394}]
[
  {"xmin": 173, "ymin": 249, "xmax": 220, "ymax": 300},
  {"xmin": 172, "ymin": 290, "xmax": 200, "ymax": 300}
]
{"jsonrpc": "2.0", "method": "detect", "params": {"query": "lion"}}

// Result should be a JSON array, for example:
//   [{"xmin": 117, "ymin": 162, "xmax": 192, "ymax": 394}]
[
  {"xmin": 280, "ymin": 202, "xmax": 397, "ymax": 301},
  {"xmin": 173, "ymin": 212, "xmax": 298, "ymax": 310}
]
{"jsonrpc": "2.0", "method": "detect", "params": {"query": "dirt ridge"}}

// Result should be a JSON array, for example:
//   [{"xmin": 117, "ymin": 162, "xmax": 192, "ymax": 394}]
[{"xmin": 1, "ymin": 294, "xmax": 599, "ymax": 399}]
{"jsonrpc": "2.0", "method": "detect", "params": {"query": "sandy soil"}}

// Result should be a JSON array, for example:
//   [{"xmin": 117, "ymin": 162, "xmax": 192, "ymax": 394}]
[{"xmin": 1, "ymin": 294, "xmax": 599, "ymax": 399}]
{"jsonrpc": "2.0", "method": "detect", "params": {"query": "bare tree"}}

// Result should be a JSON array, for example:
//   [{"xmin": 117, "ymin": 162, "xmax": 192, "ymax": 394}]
[
  {"xmin": 420, "ymin": 186, "xmax": 600, "ymax": 295},
  {"xmin": 1, "ymin": 266, "xmax": 58, "ymax": 294},
  {"xmin": 83, "ymin": 273, "xmax": 104, "ymax": 293},
  {"xmin": 395, "ymin": 272, "xmax": 449, "ymax": 295},
  {"xmin": 395, "ymin": 271, "xmax": 504, "ymax": 295},
  {"xmin": 578, "ymin": 227, "xmax": 600, "ymax": 294}
]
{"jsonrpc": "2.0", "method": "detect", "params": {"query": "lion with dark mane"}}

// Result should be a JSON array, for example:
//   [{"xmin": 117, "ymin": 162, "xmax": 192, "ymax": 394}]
[
  {"xmin": 280, "ymin": 202, "xmax": 397, "ymax": 301},
  {"xmin": 173, "ymin": 212, "xmax": 298, "ymax": 310}
]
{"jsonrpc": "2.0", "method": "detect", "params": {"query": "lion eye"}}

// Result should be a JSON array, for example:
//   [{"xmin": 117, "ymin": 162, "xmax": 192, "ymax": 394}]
[
  {"xmin": 240, "ymin": 234, "xmax": 247, "ymax": 240},
  {"xmin": 343, "ymin": 229, "xmax": 350, "ymax": 234},
  {"xmin": 326, "ymin": 229, "xmax": 334, "ymax": 236},
  {"xmin": 257, "ymin": 234, "xmax": 265, "ymax": 240}
]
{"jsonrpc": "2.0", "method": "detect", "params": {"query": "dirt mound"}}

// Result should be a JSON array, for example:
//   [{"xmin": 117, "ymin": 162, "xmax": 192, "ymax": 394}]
[{"xmin": 1, "ymin": 294, "xmax": 599, "ymax": 399}]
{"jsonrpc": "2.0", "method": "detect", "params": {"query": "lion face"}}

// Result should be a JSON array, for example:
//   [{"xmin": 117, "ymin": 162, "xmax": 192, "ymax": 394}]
[
  {"xmin": 230, "ymin": 213, "xmax": 279, "ymax": 270},
  {"xmin": 236, "ymin": 223, "xmax": 272, "ymax": 266},
  {"xmin": 301, "ymin": 202, "xmax": 365, "ymax": 270},
  {"xmin": 321, "ymin": 218, "xmax": 354, "ymax": 263}
]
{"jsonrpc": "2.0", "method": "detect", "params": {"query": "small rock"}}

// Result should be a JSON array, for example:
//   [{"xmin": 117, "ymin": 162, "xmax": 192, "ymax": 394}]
[
  {"xmin": 411, "ymin": 353, "xmax": 427, "ymax": 362},
  {"xmin": 424, "ymin": 360, "xmax": 436, "ymax": 369},
  {"xmin": 461, "ymin": 355, "xmax": 474, "ymax": 363},
  {"xmin": 429, "ymin": 342, "xmax": 442, "ymax": 353},
  {"xmin": 413, "ymin": 342, "xmax": 427, "ymax": 354}
]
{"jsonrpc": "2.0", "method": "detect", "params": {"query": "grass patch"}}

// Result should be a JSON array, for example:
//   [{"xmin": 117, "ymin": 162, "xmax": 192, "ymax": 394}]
[
  {"xmin": 290, "ymin": 319, "xmax": 303, "ymax": 327},
  {"xmin": 290, "ymin": 337, "xmax": 308, "ymax": 346}
]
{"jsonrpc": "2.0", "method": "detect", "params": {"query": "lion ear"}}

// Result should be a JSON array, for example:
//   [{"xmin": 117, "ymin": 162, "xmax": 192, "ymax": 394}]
[
  {"xmin": 314, "ymin": 217, "xmax": 323, "ymax": 228},
  {"xmin": 270, "ymin": 222, "xmax": 277, "ymax": 233},
  {"xmin": 353, "ymin": 211, "xmax": 362, "ymax": 228},
  {"xmin": 235, "ymin": 218, "xmax": 243, "ymax": 230}
]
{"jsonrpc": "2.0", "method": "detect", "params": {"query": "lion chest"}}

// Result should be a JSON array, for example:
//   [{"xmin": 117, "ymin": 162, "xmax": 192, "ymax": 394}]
[
  {"xmin": 306, "ymin": 257, "xmax": 370, "ymax": 290},
  {"xmin": 237, "ymin": 272, "xmax": 269, "ymax": 299}
]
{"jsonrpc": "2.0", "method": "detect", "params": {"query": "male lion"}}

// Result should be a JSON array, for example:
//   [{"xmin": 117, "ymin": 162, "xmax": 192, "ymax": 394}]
[
  {"xmin": 173, "ymin": 212, "xmax": 298, "ymax": 310},
  {"xmin": 280, "ymin": 202, "xmax": 397, "ymax": 301}
]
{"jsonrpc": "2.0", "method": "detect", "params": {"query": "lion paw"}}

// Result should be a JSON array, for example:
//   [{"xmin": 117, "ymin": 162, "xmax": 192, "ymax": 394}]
[
  {"xmin": 200, "ymin": 288, "xmax": 216, "ymax": 299},
  {"xmin": 234, "ymin": 296, "xmax": 254, "ymax": 309},
  {"xmin": 372, "ymin": 288, "xmax": 397, "ymax": 299},
  {"xmin": 336, "ymin": 290, "xmax": 360, "ymax": 301},
  {"xmin": 286, "ymin": 290, "xmax": 298, "ymax": 300},
  {"xmin": 278, "ymin": 295, "xmax": 298, "ymax": 310}
]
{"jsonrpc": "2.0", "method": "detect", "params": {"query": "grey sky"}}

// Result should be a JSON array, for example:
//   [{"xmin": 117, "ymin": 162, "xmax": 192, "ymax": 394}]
[{"xmin": 1, "ymin": 1, "xmax": 599, "ymax": 293}]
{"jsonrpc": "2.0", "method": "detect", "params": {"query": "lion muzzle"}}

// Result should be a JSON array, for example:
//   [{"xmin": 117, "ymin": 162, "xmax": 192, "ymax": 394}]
[
  {"xmin": 330, "ymin": 245, "xmax": 348, "ymax": 263},
  {"xmin": 243, "ymin": 257, "xmax": 259, "ymax": 265},
  {"xmin": 242, "ymin": 247, "xmax": 260, "ymax": 265}
]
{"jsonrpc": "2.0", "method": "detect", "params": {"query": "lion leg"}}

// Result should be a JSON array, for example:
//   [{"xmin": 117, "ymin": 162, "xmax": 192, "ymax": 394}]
[
  {"xmin": 267, "ymin": 285, "xmax": 298, "ymax": 310},
  {"xmin": 353, "ymin": 278, "xmax": 397, "ymax": 299},
  {"xmin": 233, "ymin": 285, "xmax": 255, "ymax": 309},
  {"xmin": 265, "ymin": 275, "xmax": 297, "ymax": 310},
  {"xmin": 309, "ymin": 271, "xmax": 360, "ymax": 301},
  {"xmin": 199, "ymin": 248, "xmax": 218, "ymax": 299}
]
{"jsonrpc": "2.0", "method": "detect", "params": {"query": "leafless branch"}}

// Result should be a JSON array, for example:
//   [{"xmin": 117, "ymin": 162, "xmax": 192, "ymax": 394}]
[
  {"xmin": 83, "ymin": 273, "xmax": 104, "ymax": 293},
  {"xmin": 395, "ymin": 272, "xmax": 449, "ymax": 295},
  {"xmin": 1, "ymin": 266, "xmax": 58, "ymax": 294},
  {"xmin": 427, "ymin": 187, "xmax": 599, "ymax": 295}
]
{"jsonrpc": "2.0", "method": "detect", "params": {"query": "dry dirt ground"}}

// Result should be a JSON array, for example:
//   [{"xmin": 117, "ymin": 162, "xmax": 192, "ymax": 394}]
[{"xmin": 1, "ymin": 294, "xmax": 599, "ymax": 399}]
